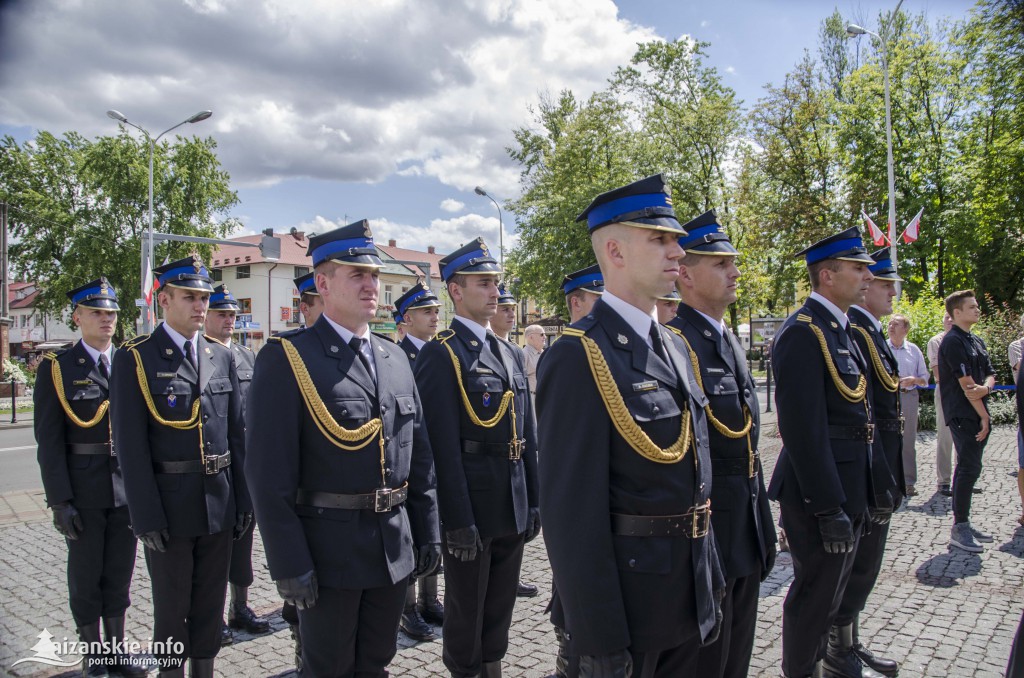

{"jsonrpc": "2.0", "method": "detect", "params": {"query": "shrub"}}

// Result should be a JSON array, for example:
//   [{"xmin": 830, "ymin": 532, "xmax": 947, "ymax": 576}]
[{"xmin": 1, "ymin": 359, "xmax": 29, "ymax": 384}]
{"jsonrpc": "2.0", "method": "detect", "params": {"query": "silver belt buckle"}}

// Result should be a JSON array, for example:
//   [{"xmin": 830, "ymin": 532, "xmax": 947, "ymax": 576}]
[
  {"xmin": 374, "ymin": 487, "xmax": 394, "ymax": 512},
  {"xmin": 204, "ymin": 456, "xmax": 220, "ymax": 475}
]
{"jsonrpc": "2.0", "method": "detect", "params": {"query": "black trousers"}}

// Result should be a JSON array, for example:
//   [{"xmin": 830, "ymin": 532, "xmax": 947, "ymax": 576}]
[
  {"xmin": 442, "ymin": 532, "xmax": 525, "ymax": 678},
  {"xmin": 66, "ymin": 505, "xmax": 137, "ymax": 627},
  {"xmin": 949, "ymin": 417, "xmax": 988, "ymax": 523},
  {"xmin": 228, "ymin": 519, "xmax": 255, "ymax": 587},
  {"xmin": 694, "ymin": 571, "xmax": 760, "ymax": 678},
  {"xmin": 1008, "ymin": 608, "xmax": 1024, "ymax": 678},
  {"xmin": 629, "ymin": 640, "xmax": 699, "ymax": 678},
  {"xmin": 145, "ymin": 530, "xmax": 232, "ymax": 666},
  {"xmin": 835, "ymin": 519, "xmax": 889, "ymax": 626},
  {"xmin": 297, "ymin": 580, "xmax": 408, "ymax": 678},
  {"xmin": 780, "ymin": 506, "xmax": 863, "ymax": 678}
]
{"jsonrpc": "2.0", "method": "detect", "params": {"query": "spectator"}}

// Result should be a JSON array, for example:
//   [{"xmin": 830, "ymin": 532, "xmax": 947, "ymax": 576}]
[
  {"xmin": 1017, "ymin": 331, "xmax": 1024, "ymax": 527},
  {"xmin": 927, "ymin": 314, "xmax": 954, "ymax": 496},
  {"xmin": 523, "ymin": 324, "xmax": 546, "ymax": 394},
  {"xmin": 887, "ymin": 314, "xmax": 929, "ymax": 497},
  {"xmin": 1009, "ymin": 314, "xmax": 1024, "ymax": 520}
]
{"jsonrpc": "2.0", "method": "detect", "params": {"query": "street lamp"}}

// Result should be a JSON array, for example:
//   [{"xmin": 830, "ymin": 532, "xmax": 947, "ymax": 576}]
[
  {"xmin": 106, "ymin": 108, "xmax": 213, "ymax": 331},
  {"xmin": 847, "ymin": 0, "xmax": 904, "ymax": 297},
  {"xmin": 473, "ymin": 186, "xmax": 504, "ymax": 271}
]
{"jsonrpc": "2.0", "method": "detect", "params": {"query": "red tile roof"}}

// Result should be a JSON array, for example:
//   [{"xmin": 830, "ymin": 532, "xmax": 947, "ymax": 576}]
[
  {"xmin": 211, "ymin": 232, "xmax": 313, "ymax": 268},
  {"xmin": 10, "ymin": 289, "xmax": 39, "ymax": 309}
]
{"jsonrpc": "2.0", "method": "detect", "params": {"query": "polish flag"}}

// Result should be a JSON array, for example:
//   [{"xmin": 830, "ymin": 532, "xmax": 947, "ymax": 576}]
[
  {"xmin": 862, "ymin": 210, "xmax": 888, "ymax": 246},
  {"xmin": 144, "ymin": 257, "xmax": 156, "ymax": 305},
  {"xmin": 902, "ymin": 208, "xmax": 923, "ymax": 243}
]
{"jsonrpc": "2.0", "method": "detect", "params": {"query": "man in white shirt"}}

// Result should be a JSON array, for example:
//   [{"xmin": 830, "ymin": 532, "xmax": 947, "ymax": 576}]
[{"xmin": 887, "ymin": 314, "xmax": 929, "ymax": 496}]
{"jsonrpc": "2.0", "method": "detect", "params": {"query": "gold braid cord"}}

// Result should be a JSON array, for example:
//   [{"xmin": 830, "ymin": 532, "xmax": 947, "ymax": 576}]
[
  {"xmin": 48, "ymin": 356, "xmax": 108, "ymax": 428},
  {"xmin": 569, "ymin": 329, "xmax": 692, "ymax": 464},
  {"xmin": 670, "ymin": 330, "xmax": 754, "ymax": 440},
  {"xmin": 797, "ymin": 318, "xmax": 867, "ymax": 403},
  {"xmin": 441, "ymin": 339, "xmax": 513, "ymax": 428},
  {"xmin": 278, "ymin": 338, "xmax": 384, "ymax": 454},
  {"xmin": 128, "ymin": 348, "xmax": 202, "ymax": 429},
  {"xmin": 851, "ymin": 325, "xmax": 899, "ymax": 393}
]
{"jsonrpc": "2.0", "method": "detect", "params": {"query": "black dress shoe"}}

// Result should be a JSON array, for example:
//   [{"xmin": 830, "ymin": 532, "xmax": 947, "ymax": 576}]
[
  {"xmin": 220, "ymin": 623, "xmax": 233, "ymax": 646},
  {"xmin": 938, "ymin": 484, "xmax": 952, "ymax": 497},
  {"xmin": 419, "ymin": 598, "xmax": 444, "ymax": 625},
  {"xmin": 228, "ymin": 602, "xmax": 271, "ymax": 634},
  {"xmin": 823, "ymin": 649, "xmax": 885, "ymax": 678},
  {"xmin": 971, "ymin": 486, "xmax": 983, "ymax": 494},
  {"xmin": 400, "ymin": 606, "xmax": 437, "ymax": 641},
  {"xmin": 853, "ymin": 644, "xmax": 899, "ymax": 677},
  {"xmin": 517, "ymin": 581, "xmax": 539, "ymax": 597}
]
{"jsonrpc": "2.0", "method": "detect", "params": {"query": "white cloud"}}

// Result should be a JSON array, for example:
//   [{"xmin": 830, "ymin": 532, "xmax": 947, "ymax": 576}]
[
  {"xmin": 0, "ymin": 0, "xmax": 659, "ymax": 198},
  {"xmin": 440, "ymin": 198, "xmax": 465, "ymax": 213},
  {"xmin": 700, "ymin": 20, "xmax": 710, "ymax": 28},
  {"xmin": 725, "ymin": 65, "xmax": 736, "ymax": 74}
]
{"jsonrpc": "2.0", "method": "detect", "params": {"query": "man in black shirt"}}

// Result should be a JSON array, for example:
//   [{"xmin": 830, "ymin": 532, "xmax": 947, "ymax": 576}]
[{"xmin": 937, "ymin": 289, "xmax": 996, "ymax": 553}]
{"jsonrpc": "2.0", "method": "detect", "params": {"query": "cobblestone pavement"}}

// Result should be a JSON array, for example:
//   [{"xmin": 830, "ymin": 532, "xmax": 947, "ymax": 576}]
[{"xmin": 3, "ymin": 421, "xmax": 1023, "ymax": 677}]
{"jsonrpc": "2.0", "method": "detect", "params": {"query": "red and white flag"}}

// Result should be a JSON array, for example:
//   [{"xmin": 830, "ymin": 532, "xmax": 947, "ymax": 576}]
[
  {"xmin": 901, "ymin": 207, "xmax": 923, "ymax": 243},
  {"xmin": 861, "ymin": 210, "xmax": 888, "ymax": 246},
  {"xmin": 143, "ymin": 257, "xmax": 155, "ymax": 305}
]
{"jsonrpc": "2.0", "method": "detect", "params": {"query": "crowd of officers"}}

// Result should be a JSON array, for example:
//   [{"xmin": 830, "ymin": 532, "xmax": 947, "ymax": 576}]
[{"xmin": 35, "ymin": 173, "xmax": 927, "ymax": 678}]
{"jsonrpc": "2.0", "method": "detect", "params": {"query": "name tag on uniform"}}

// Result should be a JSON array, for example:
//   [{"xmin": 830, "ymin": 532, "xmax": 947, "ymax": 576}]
[
  {"xmin": 632, "ymin": 381, "xmax": 658, "ymax": 392},
  {"xmin": 474, "ymin": 368, "xmax": 495, "ymax": 375},
  {"xmin": 837, "ymin": 348, "xmax": 850, "ymax": 355},
  {"xmin": 157, "ymin": 372, "xmax": 178, "ymax": 378},
  {"xmin": 705, "ymin": 368, "xmax": 725, "ymax": 375},
  {"xmin": 73, "ymin": 379, "xmax": 94, "ymax": 385}
]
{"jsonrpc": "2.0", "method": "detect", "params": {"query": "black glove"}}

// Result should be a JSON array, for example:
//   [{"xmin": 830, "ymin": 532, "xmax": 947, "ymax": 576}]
[
  {"xmin": 816, "ymin": 508, "xmax": 855, "ymax": 554},
  {"xmin": 702, "ymin": 586, "xmax": 726, "ymax": 646},
  {"xmin": 578, "ymin": 649, "xmax": 632, "ymax": 678},
  {"xmin": 139, "ymin": 529, "xmax": 170, "ymax": 553},
  {"xmin": 870, "ymin": 491, "xmax": 894, "ymax": 525},
  {"xmin": 761, "ymin": 542, "xmax": 778, "ymax": 582},
  {"xmin": 277, "ymin": 570, "xmax": 318, "ymax": 610},
  {"xmin": 523, "ymin": 507, "xmax": 542, "ymax": 543},
  {"xmin": 446, "ymin": 525, "xmax": 483, "ymax": 562},
  {"xmin": 51, "ymin": 503, "xmax": 83, "ymax": 540},
  {"xmin": 413, "ymin": 543, "xmax": 442, "ymax": 578},
  {"xmin": 234, "ymin": 512, "xmax": 254, "ymax": 540}
]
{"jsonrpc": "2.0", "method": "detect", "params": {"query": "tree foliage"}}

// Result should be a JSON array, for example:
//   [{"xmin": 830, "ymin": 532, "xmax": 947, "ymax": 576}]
[{"xmin": 0, "ymin": 130, "xmax": 239, "ymax": 339}]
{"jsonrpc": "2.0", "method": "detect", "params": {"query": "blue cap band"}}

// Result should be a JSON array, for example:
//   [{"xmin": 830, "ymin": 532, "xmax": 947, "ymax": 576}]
[
  {"xmin": 586, "ymin": 192, "xmax": 671, "ymax": 230},
  {"xmin": 160, "ymin": 264, "xmax": 210, "ymax": 285},
  {"xmin": 563, "ymin": 271, "xmax": 604, "ymax": 294},
  {"xmin": 679, "ymin": 224, "xmax": 729, "ymax": 249},
  {"xmin": 71, "ymin": 285, "xmax": 117, "ymax": 307},
  {"xmin": 297, "ymin": 277, "xmax": 317, "ymax": 295},
  {"xmin": 398, "ymin": 288, "xmax": 431, "ymax": 315},
  {"xmin": 441, "ymin": 250, "xmax": 494, "ymax": 281},
  {"xmin": 805, "ymin": 237, "xmax": 865, "ymax": 265},
  {"xmin": 869, "ymin": 257, "xmax": 894, "ymax": 273},
  {"xmin": 311, "ymin": 237, "xmax": 376, "ymax": 266}
]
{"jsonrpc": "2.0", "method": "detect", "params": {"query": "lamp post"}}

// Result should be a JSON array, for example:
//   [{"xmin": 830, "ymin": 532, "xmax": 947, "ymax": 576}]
[
  {"xmin": 473, "ymin": 186, "xmax": 504, "ymax": 271},
  {"xmin": 106, "ymin": 109, "xmax": 213, "ymax": 331},
  {"xmin": 847, "ymin": 0, "xmax": 904, "ymax": 297}
]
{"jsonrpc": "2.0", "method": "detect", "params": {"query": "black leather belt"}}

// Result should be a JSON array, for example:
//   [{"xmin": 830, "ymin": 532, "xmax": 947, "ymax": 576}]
[
  {"xmin": 462, "ymin": 439, "xmax": 524, "ymax": 461},
  {"xmin": 875, "ymin": 417, "xmax": 905, "ymax": 433},
  {"xmin": 296, "ymin": 485, "xmax": 408, "ymax": 513},
  {"xmin": 67, "ymin": 443, "xmax": 112, "ymax": 456},
  {"xmin": 712, "ymin": 453, "xmax": 759, "ymax": 478},
  {"xmin": 828, "ymin": 424, "xmax": 875, "ymax": 443},
  {"xmin": 611, "ymin": 502, "xmax": 711, "ymax": 538},
  {"xmin": 154, "ymin": 453, "xmax": 231, "ymax": 475}
]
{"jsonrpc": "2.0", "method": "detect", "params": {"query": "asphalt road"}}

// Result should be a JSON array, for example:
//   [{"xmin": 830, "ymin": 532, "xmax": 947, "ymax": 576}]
[{"xmin": 0, "ymin": 427, "xmax": 41, "ymax": 494}]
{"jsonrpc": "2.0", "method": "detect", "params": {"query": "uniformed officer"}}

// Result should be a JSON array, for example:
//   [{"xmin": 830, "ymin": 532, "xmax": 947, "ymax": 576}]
[
  {"xmin": 34, "ymin": 278, "xmax": 146, "ymax": 678},
  {"xmin": 561, "ymin": 264, "xmax": 604, "ymax": 324},
  {"xmin": 489, "ymin": 284, "xmax": 541, "ymax": 601},
  {"xmin": 414, "ymin": 237, "xmax": 540, "ymax": 678},
  {"xmin": 111, "ymin": 257, "xmax": 251, "ymax": 678},
  {"xmin": 392, "ymin": 281, "xmax": 445, "ymax": 642},
  {"xmin": 296, "ymin": 271, "xmax": 324, "ymax": 327},
  {"xmin": 768, "ymin": 227, "xmax": 876, "ymax": 678},
  {"xmin": 655, "ymin": 289, "xmax": 681, "ymax": 325},
  {"xmin": 203, "ymin": 285, "xmax": 272, "ymax": 646},
  {"xmin": 244, "ymin": 221, "xmax": 441, "ymax": 677},
  {"xmin": 827, "ymin": 250, "xmax": 906, "ymax": 678},
  {"xmin": 538, "ymin": 175, "xmax": 724, "ymax": 677},
  {"xmin": 667, "ymin": 210, "xmax": 777, "ymax": 678}
]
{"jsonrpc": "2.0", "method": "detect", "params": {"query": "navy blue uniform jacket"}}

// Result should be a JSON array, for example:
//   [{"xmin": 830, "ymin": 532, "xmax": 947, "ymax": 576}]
[
  {"xmin": 244, "ymin": 317, "xmax": 440, "ymax": 590},
  {"xmin": 668, "ymin": 305, "xmax": 776, "ymax": 580},
  {"xmin": 768, "ymin": 298, "xmax": 873, "ymax": 516},
  {"xmin": 414, "ymin": 318, "xmax": 538, "ymax": 538},
  {"xmin": 537, "ymin": 299, "xmax": 724, "ymax": 656},
  {"xmin": 35, "ymin": 341, "xmax": 127, "ymax": 509},
  {"xmin": 111, "ymin": 324, "xmax": 250, "ymax": 537}
]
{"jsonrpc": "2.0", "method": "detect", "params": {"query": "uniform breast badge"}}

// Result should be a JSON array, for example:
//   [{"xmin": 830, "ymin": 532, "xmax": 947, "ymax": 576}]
[
  {"xmin": 167, "ymin": 394, "xmax": 177, "ymax": 408},
  {"xmin": 482, "ymin": 393, "xmax": 491, "ymax": 407}
]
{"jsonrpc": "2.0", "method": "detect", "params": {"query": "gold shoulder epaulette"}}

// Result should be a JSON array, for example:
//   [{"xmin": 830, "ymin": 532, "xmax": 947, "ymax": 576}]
[
  {"xmin": 42, "ymin": 351, "xmax": 58, "ymax": 361},
  {"xmin": 435, "ymin": 329, "xmax": 455, "ymax": 343},
  {"xmin": 562, "ymin": 328, "xmax": 585, "ymax": 338},
  {"xmin": 268, "ymin": 336, "xmax": 283, "ymax": 344},
  {"xmin": 121, "ymin": 334, "xmax": 151, "ymax": 349},
  {"xmin": 204, "ymin": 334, "xmax": 228, "ymax": 347},
  {"xmin": 796, "ymin": 314, "xmax": 812, "ymax": 323}
]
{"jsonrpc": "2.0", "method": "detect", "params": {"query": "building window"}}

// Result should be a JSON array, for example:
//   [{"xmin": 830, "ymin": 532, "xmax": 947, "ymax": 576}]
[
  {"xmin": 294, "ymin": 266, "xmax": 310, "ymax": 278},
  {"xmin": 239, "ymin": 298, "xmax": 252, "ymax": 314},
  {"xmin": 385, "ymin": 285, "xmax": 393, "ymax": 306},
  {"xmin": 34, "ymin": 314, "xmax": 43, "ymax": 327},
  {"xmin": 236, "ymin": 265, "xmax": 251, "ymax": 279},
  {"xmin": 211, "ymin": 268, "xmax": 223, "ymax": 282}
]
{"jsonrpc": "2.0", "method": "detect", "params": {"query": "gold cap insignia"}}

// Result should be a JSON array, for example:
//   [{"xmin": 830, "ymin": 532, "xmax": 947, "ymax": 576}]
[{"xmin": 193, "ymin": 261, "xmax": 202, "ymax": 273}]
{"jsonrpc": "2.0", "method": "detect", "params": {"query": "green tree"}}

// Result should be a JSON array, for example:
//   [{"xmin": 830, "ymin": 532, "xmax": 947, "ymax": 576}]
[{"xmin": 0, "ymin": 130, "xmax": 239, "ymax": 339}]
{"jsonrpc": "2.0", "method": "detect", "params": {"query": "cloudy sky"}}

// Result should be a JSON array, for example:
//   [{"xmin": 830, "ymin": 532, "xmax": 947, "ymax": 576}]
[{"xmin": 0, "ymin": 0, "xmax": 972, "ymax": 256}]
